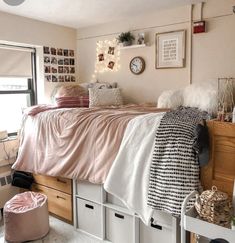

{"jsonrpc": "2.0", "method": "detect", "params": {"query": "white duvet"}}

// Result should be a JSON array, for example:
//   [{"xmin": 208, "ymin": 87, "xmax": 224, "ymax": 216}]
[{"xmin": 104, "ymin": 112, "xmax": 165, "ymax": 225}]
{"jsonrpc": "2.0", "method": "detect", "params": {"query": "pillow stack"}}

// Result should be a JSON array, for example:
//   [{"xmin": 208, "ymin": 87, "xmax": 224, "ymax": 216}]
[
  {"xmin": 53, "ymin": 84, "xmax": 89, "ymax": 108},
  {"xmin": 52, "ymin": 82, "xmax": 123, "ymax": 108}
]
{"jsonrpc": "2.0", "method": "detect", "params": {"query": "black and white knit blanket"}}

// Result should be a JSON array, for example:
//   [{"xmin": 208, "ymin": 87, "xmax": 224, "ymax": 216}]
[{"xmin": 147, "ymin": 107, "xmax": 208, "ymax": 217}]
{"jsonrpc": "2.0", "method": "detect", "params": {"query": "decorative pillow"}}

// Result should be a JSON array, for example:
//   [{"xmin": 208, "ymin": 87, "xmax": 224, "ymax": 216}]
[
  {"xmin": 157, "ymin": 89, "xmax": 183, "ymax": 109},
  {"xmin": 89, "ymin": 88, "xmax": 123, "ymax": 107},
  {"xmin": 183, "ymin": 83, "xmax": 217, "ymax": 114},
  {"xmin": 56, "ymin": 96, "xmax": 89, "ymax": 108},
  {"xmin": 55, "ymin": 84, "xmax": 87, "ymax": 97}
]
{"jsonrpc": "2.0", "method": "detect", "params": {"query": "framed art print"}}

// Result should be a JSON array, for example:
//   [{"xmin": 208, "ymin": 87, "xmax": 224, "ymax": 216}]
[{"xmin": 155, "ymin": 30, "xmax": 186, "ymax": 69}]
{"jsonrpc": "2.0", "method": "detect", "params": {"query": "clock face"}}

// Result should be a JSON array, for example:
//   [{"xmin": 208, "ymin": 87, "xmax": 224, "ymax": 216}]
[{"xmin": 130, "ymin": 57, "xmax": 145, "ymax": 75}]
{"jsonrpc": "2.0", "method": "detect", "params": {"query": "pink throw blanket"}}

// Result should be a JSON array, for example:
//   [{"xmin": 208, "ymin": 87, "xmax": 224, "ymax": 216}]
[{"xmin": 13, "ymin": 106, "xmax": 167, "ymax": 183}]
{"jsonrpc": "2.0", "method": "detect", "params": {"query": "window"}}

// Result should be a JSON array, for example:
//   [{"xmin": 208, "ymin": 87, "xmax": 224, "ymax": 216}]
[{"xmin": 0, "ymin": 45, "xmax": 37, "ymax": 135}]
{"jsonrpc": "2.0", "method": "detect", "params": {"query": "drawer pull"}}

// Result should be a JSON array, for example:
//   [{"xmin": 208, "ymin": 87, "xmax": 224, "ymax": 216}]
[
  {"xmin": 85, "ymin": 204, "xmax": 94, "ymax": 210},
  {"xmin": 56, "ymin": 178, "xmax": 67, "ymax": 184},
  {"xmin": 151, "ymin": 223, "xmax": 162, "ymax": 230},
  {"xmin": 115, "ymin": 213, "xmax": 124, "ymax": 219},
  {"xmin": 56, "ymin": 195, "xmax": 66, "ymax": 200}
]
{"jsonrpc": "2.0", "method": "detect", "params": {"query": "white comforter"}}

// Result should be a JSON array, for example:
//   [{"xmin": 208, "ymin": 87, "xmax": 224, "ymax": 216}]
[{"xmin": 104, "ymin": 112, "xmax": 165, "ymax": 225}]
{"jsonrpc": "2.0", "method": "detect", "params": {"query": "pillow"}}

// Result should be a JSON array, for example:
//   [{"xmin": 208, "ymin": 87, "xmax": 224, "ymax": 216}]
[
  {"xmin": 89, "ymin": 88, "xmax": 123, "ymax": 107},
  {"xmin": 183, "ymin": 83, "xmax": 217, "ymax": 114},
  {"xmin": 79, "ymin": 81, "xmax": 117, "ymax": 91},
  {"xmin": 157, "ymin": 89, "xmax": 183, "ymax": 109},
  {"xmin": 56, "ymin": 96, "xmax": 89, "ymax": 108},
  {"xmin": 55, "ymin": 84, "xmax": 87, "ymax": 98}
]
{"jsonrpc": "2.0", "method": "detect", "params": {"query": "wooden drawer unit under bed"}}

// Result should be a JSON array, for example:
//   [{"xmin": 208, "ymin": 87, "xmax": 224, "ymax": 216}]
[{"xmin": 32, "ymin": 174, "xmax": 73, "ymax": 223}]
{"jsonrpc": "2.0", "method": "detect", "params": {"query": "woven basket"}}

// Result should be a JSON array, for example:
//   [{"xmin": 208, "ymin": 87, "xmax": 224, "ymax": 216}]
[{"xmin": 195, "ymin": 186, "xmax": 233, "ymax": 228}]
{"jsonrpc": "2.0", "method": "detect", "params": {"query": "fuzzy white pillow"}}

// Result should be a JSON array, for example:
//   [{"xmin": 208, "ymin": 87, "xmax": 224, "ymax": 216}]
[
  {"xmin": 157, "ymin": 89, "xmax": 183, "ymax": 109},
  {"xmin": 183, "ymin": 83, "xmax": 217, "ymax": 114},
  {"xmin": 89, "ymin": 88, "xmax": 123, "ymax": 107}
]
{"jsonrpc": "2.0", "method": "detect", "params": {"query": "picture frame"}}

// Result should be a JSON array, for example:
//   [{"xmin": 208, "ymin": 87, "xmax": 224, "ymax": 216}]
[{"xmin": 155, "ymin": 30, "xmax": 186, "ymax": 69}]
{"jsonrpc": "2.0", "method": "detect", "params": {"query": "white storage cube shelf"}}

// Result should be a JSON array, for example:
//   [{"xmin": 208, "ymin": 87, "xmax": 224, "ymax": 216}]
[{"xmin": 74, "ymin": 180, "xmax": 179, "ymax": 243}]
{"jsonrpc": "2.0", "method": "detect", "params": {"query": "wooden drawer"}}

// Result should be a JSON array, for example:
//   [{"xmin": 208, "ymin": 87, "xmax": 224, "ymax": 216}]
[
  {"xmin": 32, "ymin": 184, "xmax": 72, "ymax": 222},
  {"xmin": 33, "ymin": 174, "xmax": 71, "ymax": 194}
]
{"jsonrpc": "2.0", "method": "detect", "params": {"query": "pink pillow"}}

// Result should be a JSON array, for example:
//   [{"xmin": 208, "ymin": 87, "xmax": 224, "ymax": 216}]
[{"xmin": 56, "ymin": 96, "xmax": 89, "ymax": 108}]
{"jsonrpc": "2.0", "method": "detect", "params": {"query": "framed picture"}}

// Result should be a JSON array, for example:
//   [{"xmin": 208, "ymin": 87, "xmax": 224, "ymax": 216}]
[{"xmin": 155, "ymin": 30, "xmax": 186, "ymax": 69}]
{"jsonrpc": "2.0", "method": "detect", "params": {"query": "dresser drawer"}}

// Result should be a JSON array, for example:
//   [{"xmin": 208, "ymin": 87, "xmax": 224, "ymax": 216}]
[
  {"xmin": 32, "ymin": 184, "xmax": 72, "ymax": 222},
  {"xmin": 33, "ymin": 174, "xmax": 71, "ymax": 194}
]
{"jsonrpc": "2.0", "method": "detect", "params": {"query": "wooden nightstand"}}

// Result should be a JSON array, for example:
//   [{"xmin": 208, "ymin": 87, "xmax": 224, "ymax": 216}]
[{"xmin": 32, "ymin": 174, "xmax": 73, "ymax": 224}]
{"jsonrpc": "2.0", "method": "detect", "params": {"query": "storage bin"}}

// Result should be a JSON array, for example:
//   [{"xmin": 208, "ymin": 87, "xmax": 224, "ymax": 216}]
[
  {"xmin": 195, "ymin": 186, "xmax": 233, "ymax": 228},
  {"xmin": 139, "ymin": 220, "xmax": 173, "ymax": 243},
  {"xmin": 76, "ymin": 198, "xmax": 102, "ymax": 238},
  {"xmin": 76, "ymin": 181, "xmax": 103, "ymax": 203},
  {"xmin": 106, "ymin": 208, "xmax": 133, "ymax": 243}
]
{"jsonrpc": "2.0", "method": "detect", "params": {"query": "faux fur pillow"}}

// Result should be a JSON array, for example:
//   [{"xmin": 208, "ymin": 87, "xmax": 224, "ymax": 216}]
[
  {"xmin": 89, "ymin": 88, "xmax": 123, "ymax": 107},
  {"xmin": 55, "ymin": 84, "xmax": 87, "ymax": 97},
  {"xmin": 183, "ymin": 83, "xmax": 217, "ymax": 114},
  {"xmin": 157, "ymin": 89, "xmax": 183, "ymax": 109}
]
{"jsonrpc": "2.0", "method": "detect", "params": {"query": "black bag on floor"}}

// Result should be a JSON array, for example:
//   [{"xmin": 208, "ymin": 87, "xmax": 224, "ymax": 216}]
[{"xmin": 12, "ymin": 171, "xmax": 34, "ymax": 189}]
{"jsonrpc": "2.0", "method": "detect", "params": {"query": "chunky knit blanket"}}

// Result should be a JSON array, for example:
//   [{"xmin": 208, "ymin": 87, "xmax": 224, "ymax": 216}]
[{"xmin": 147, "ymin": 107, "xmax": 207, "ymax": 217}]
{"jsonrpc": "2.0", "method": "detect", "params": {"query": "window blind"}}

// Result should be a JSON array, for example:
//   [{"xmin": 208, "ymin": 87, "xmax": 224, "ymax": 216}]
[{"xmin": 0, "ymin": 45, "xmax": 34, "ymax": 78}]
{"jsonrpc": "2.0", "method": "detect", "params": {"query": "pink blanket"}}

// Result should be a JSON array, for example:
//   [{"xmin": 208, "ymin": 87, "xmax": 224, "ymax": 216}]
[{"xmin": 12, "ymin": 106, "xmax": 167, "ymax": 184}]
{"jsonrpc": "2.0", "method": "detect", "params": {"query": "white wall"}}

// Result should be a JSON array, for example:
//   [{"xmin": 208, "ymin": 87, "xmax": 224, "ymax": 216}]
[
  {"xmin": 0, "ymin": 11, "xmax": 77, "ymax": 103},
  {"xmin": 0, "ymin": 11, "xmax": 76, "ymax": 206},
  {"xmin": 76, "ymin": 0, "xmax": 235, "ymax": 103}
]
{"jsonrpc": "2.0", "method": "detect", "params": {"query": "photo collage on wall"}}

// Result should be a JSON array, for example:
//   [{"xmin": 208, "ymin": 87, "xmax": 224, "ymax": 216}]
[
  {"xmin": 43, "ymin": 46, "xmax": 76, "ymax": 82},
  {"xmin": 95, "ymin": 39, "xmax": 120, "ymax": 73}
]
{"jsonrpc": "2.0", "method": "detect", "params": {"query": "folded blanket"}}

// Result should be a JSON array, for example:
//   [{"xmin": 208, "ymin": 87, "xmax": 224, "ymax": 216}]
[
  {"xmin": 147, "ymin": 107, "xmax": 208, "ymax": 217},
  {"xmin": 104, "ymin": 112, "xmax": 165, "ymax": 225}
]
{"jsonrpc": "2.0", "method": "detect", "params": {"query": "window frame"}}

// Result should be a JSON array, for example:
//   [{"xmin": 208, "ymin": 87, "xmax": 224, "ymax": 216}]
[{"xmin": 0, "ymin": 45, "xmax": 37, "ymax": 136}]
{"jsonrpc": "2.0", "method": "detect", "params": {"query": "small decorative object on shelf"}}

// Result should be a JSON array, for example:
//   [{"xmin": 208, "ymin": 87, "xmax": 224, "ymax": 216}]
[
  {"xmin": 217, "ymin": 77, "xmax": 235, "ymax": 122},
  {"xmin": 137, "ymin": 33, "xmax": 145, "ymax": 45},
  {"xmin": 195, "ymin": 186, "xmax": 233, "ymax": 228},
  {"xmin": 117, "ymin": 31, "xmax": 135, "ymax": 47}
]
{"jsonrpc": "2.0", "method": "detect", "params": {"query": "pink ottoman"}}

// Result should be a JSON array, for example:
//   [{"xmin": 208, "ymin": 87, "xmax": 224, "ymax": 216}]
[{"xmin": 4, "ymin": 191, "xmax": 49, "ymax": 242}]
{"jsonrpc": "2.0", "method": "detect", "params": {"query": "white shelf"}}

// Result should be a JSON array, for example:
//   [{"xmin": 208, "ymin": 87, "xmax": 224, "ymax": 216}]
[
  {"xmin": 184, "ymin": 207, "xmax": 235, "ymax": 242},
  {"xmin": 119, "ymin": 44, "xmax": 147, "ymax": 50}
]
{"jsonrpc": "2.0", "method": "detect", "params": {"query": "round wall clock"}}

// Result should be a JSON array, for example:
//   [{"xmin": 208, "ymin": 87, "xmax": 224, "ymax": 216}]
[{"xmin": 129, "ymin": 56, "xmax": 145, "ymax": 75}]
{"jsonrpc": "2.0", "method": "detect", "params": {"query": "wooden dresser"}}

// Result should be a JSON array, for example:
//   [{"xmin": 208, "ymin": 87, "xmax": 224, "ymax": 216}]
[
  {"xmin": 32, "ymin": 174, "xmax": 73, "ymax": 224},
  {"xmin": 190, "ymin": 121, "xmax": 235, "ymax": 242},
  {"xmin": 201, "ymin": 121, "xmax": 235, "ymax": 196}
]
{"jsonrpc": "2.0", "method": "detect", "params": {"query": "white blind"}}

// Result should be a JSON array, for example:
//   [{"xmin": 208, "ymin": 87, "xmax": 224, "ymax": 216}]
[{"xmin": 0, "ymin": 45, "xmax": 34, "ymax": 78}]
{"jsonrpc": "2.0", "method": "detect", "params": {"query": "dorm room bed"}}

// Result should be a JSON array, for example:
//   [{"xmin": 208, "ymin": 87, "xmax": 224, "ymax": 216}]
[{"xmin": 12, "ymin": 104, "xmax": 226, "ymax": 243}]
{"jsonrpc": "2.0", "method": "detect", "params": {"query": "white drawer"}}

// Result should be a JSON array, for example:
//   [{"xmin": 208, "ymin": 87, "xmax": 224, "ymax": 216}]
[
  {"xmin": 152, "ymin": 210, "xmax": 173, "ymax": 228},
  {"xmin": 106, "ymin": 193, "xmax": 126, "ymax": 208},
  {"xmin": 76, "ymin": 181, "xmax": 103, "ymax": 203},
  {"xmin": 139, "ymin": 220, "xmax": 173, "ymax": 243},
  {"xmin": 106, "ymin": 208, "xmax": 133, "ymax": 243},
  {"xmin": 76, "ymin": 198, "xmax": 102, "ymax": 238}
]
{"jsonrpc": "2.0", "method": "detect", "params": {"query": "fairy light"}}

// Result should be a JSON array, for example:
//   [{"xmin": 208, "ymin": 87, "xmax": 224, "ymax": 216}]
[{"xmin": 94, "ymin": 39, "xmax": 120, "ymax": 74}]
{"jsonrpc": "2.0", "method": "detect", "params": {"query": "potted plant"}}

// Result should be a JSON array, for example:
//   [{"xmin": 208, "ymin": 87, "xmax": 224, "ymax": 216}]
[{"xmin": 117, "ymin": 31, "xmax": 135, "ymax": 46}]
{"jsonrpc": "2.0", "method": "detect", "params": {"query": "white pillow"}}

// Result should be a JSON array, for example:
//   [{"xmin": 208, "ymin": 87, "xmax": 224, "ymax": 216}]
[
  {"xmin": 89, "ymin": 88, "xmax": 123, "ymax": 107},
  {"xmin": 183, "ymin": 83, "xmax": 217, "ymax": 114},
  {"xmin": 157, "ymin": 89, "xmax": 183, "ymax": 109}
]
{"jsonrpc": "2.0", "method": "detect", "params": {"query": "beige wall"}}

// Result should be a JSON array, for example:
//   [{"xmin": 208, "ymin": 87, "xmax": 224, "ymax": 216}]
[
  {"xmin": 76, "ymin": 0, "xmax": 235, "ymax": 103},
  {"xmin": 0, "ymin": 11, "xmax": 77, "ymax": 102}
]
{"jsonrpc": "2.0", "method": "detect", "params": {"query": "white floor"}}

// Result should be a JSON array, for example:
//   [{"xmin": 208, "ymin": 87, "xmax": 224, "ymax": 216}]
[{"xmin": 0, "ymin": 216, "xmax": 103, "ymax": 243}]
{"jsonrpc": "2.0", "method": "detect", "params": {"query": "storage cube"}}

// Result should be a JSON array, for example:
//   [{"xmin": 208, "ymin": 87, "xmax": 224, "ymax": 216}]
[
  {"xmin": 76, "ymin": 181, "xmax": 103, "ymax": 203},
  {"xmin": 76, "ymin": 198, "xmax": 102, "ymax": 238},
  {"xmin": 106, "ymin": 208, "xmax": 133, "ymax": 243}
]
